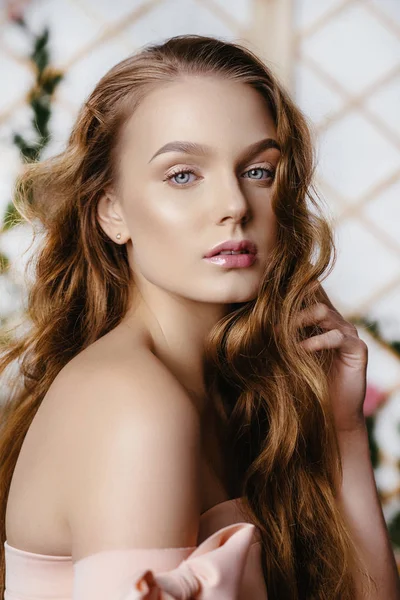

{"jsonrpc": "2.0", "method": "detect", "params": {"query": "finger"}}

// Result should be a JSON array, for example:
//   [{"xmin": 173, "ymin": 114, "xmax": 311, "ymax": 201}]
[
  {"xmin": 300, "ymin": 329, "xmax": 365, "ymax": 357},
  {"xmin": 300, "ymin": 328, "xmax": 345, "ymax": 351},
  {"xmin": 296, "ymin": 303, "xmax": 338, "ymax": 331}
]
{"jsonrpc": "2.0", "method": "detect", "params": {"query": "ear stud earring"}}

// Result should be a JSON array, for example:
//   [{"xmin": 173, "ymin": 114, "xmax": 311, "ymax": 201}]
[{"xmin": 116, "ymin": 233, "xmax": 121, "ymax": 240}]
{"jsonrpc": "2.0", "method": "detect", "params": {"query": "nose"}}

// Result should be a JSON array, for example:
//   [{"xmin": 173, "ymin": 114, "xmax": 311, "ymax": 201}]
[{"xmin": 215, "ymin": 176, "xmax": 251, "ymax": 226}]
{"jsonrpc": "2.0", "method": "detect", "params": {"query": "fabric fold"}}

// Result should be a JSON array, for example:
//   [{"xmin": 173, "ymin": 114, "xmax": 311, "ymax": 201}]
[{"xmin": 123, "ymin": 522, "xmax": 256, "ymax": 599}]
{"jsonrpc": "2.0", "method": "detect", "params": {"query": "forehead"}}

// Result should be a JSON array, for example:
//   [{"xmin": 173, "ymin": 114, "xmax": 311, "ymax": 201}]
[{"xmin": 119, "ymin": 76, "xmax": 277, "ymax": 157}]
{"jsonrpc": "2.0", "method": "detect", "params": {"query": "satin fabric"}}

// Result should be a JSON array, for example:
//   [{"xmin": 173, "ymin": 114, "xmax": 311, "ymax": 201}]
[{"xmin": 4, "ymin": 497, "xmax": 268, "ymax": 599}]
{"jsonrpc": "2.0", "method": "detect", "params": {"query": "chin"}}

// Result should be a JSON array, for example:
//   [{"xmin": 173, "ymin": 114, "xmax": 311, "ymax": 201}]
[{"xmin": 220, "ymin": 289, "xmax": 259, "ymax": 305}]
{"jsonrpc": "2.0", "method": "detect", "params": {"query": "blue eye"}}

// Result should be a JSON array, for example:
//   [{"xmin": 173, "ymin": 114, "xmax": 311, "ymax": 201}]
[
  {"xmin": 167, "ymin": 168, "xmax": 197, "ymax": 185},
  {"xmin": 165, "ymin": 166, "xmax": 275, "ymax": 187},
  {"xmin": 243, "ymin": 167, "xmax": 275, "ymax": 180}
]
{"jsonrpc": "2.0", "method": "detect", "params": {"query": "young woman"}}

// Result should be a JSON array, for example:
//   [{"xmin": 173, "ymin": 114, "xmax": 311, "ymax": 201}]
[{"xmin": 0, "ymin": 34, "xmax": 398, "ymax": 599}]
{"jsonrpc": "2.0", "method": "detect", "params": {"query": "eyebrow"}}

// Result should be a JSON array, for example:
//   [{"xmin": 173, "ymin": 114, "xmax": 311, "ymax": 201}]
[{"xmin": 148, "ymin": 137, "xmax": 281, "ymax": 164}]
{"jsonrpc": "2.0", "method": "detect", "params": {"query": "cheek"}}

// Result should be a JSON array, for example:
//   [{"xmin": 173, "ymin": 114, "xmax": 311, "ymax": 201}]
[
  {"xmin": 128, "ymin": 184, "xmax": 197, "ymax": 230},
  {"xmin": 125, "ymin": 203, "xmax": 198, "ymax": 270},
  {"xmin": 255, "ymin": 197, "xmax": 277, "ymax": 230}
]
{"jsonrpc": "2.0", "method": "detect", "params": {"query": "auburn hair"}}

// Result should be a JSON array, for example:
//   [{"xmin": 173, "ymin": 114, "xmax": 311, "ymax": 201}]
[{"xmin": 0, "ymin": 34, "xmax": 375, "ymax": 599}]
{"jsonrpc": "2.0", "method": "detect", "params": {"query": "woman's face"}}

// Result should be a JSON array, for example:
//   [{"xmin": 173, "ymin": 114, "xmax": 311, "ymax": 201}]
[{"xmin": 103, "ymin": 75, "xmax": 281, "ymax": 306}]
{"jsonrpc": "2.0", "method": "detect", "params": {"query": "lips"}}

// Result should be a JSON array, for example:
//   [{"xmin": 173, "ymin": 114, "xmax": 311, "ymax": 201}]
[{"xmin": 204, "ymin": 239, "xmax": 257, "ymax": 258}]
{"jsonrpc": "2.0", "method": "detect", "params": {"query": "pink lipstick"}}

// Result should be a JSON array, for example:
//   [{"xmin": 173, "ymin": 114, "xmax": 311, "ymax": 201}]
[{"xmin": 203, "ymin": 239, "xmax": 257, "ymax": 268}]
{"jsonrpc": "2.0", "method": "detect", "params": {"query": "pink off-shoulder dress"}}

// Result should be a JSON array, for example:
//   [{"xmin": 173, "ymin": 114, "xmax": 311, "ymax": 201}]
[{"xmin": 3, "ymin": 497, "xmax": 269, "ymax": 599}]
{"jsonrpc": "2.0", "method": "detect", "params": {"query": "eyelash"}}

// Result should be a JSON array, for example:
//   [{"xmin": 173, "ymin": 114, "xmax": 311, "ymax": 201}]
[{"xmin": 164, "ymin": 166, "xmax": 276, "ymax": 187}]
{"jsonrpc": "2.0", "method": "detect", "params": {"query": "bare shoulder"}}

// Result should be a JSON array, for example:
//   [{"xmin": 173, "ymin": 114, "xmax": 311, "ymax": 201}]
[
  {"xmin": 46, "ymin": 336, "xmax": 202, "ymax": 562},
  {"xmin": 49, "ymin": 335, "xmax": 200, "ymax": 427}
]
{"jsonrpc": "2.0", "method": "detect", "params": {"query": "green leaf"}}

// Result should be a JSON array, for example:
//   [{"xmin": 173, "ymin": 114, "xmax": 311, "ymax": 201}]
[
  {"xmin": 392, "ymin": 341, "xmax": 400, "ymax": 356},
  {"xmin": 388, "ymin": 512, "xmax": 400, "ymax": 549},
  {"xmin": 31, "ymin": 28, "xmax": 50, "ymax": 72},
  {"xmin": 30, "ymin": 97, "xmax": 51, "ymax": 140},
  {"xmin": 0, "ymin": 252, "xmax": 9, "ymax": 273},
  {"xmin": 40, "ymin": 71, "xmax": 63, "ymax": 95},
  {"xmin": 2, "ymin": 201, "xmax": 23, "ymax": 230}
]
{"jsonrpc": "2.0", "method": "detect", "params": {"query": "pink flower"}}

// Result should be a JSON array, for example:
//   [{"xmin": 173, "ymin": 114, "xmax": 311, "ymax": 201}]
[
  {"xmin": 6, "ymin": 0, "xmax": 31, "ymax": 22},
  {"xmin": 363, "ymin": 383, "xmax": 387, "ymax": 417}
]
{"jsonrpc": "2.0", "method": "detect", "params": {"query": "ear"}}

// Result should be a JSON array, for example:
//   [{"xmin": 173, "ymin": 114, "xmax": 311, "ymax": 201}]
[{"xmin": 97, "ymin": 189, "xmax": 130, "ymax": 244}]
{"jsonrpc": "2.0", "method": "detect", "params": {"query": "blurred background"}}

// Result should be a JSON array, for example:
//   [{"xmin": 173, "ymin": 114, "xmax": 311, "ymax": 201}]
[{"xmin": 0, "ymin": 0, "xmax": 399, "ymax": 569}]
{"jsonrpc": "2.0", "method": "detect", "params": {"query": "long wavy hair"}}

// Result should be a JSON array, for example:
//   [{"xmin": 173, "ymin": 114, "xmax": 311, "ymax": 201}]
[{"xmin": 0, "ymin": 34, "xmax": 375, "ymax": 599}]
